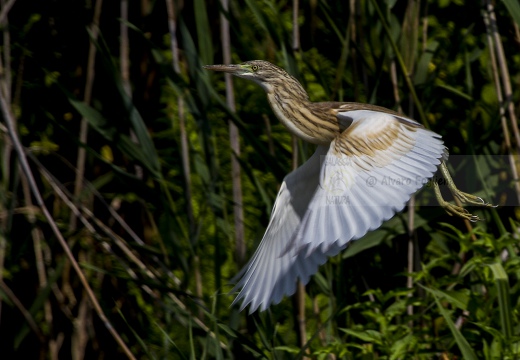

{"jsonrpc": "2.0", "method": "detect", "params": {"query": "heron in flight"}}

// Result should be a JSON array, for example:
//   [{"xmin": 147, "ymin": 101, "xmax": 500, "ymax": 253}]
[{"xmin": 204, "ymin": 60, "xmax": 494, "ymax": 313}]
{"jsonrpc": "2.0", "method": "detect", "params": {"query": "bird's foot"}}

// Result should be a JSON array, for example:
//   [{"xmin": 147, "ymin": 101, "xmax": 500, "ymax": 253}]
[
  {"xmin": 437, "ymin": 161, "xmax": 497, "ymax": 219},
  {"xmin": 433, "ymin": 180, "xmax": 485, "ymax": 222},
  {"xmin": 439, "ymin": 199, "xmax": 481, "ymax": 222},
  {"xmin": 451, "ymin": 188, "xmax": 497, "ymax": 208}
]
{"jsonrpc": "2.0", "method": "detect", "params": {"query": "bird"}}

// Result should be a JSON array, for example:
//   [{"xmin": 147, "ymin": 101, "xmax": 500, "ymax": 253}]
[{"xmin": 203, "ymin": 60, "xmax": 494, "ymax": 313}]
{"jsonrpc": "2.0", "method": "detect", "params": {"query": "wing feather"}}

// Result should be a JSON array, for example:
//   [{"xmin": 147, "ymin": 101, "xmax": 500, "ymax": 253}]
[{"xmin": 232, "ymin": 109, "xmax": 446, "ymax": 313}]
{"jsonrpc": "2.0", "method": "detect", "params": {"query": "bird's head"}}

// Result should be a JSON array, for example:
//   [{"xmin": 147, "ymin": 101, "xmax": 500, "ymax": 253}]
[{"xmin": 204, "ymin": 60, "xmax": 304, "ymax": 96}]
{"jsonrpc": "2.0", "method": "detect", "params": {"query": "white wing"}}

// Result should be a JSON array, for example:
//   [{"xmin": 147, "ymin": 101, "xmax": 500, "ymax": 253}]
[{"xmin": 232, "ymin": 110, "xmax": 446, "ymax": 313}]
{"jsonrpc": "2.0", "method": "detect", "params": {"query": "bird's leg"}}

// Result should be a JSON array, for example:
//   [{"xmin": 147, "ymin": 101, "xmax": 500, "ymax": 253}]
[
  {"xmin": 432, "ymin": 179, "xmax": 480, "ymax": 222},
  {"xmin": 439, "ymin": 161, "xmax": 496, "ymax": 207},
  {"xmin": 432, "ymin": 160, "xmax": 496, "ymax": 222}
]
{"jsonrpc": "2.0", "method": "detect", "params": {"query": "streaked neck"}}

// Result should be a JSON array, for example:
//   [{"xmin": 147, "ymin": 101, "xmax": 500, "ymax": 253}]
[{"xmin": 265, "ymin": 81, "xmax": 341, "ymax": 145}]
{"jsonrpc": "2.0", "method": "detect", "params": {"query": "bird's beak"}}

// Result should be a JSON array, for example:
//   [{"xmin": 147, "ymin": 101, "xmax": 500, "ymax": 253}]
[
  {"xmin": 203, "ymin": 64, "xmax": 250, "ymax": 76},
  {"xmin": 203, "ymin": 64, "xmax": 238, "ymax": 72}
]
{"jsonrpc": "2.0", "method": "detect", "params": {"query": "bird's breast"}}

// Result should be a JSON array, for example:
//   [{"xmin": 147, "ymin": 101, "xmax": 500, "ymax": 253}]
[{"xmin": 267, "ymin": 93, "xmax": 340, "ymax": 145}]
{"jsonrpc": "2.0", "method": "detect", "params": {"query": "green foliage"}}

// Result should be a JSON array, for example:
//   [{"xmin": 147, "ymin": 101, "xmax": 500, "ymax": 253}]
[{"xmin": 0, "ymin": 0, "xmax": 519, "ymax": 359}]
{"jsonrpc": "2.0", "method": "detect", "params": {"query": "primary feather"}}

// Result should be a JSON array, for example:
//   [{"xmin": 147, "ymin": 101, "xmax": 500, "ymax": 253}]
[{"xmin": 232, "ymin": 110, "xmax": 445, "ymax": 313}]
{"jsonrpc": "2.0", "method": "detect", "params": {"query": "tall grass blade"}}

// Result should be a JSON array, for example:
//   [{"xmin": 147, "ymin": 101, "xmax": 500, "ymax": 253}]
[
  {"xmin": 501, "ymin": 0, "xmax": 520, "ymax": 26},
  {"xmin": 487, "ymin": 262, "xmax": 513, "ymax": 341},
  {"xmin": 68, "ymin": 98, "xmax": 161, "ymax": 178},
  {"xmin": 369, "ymin": 0, "xmax": 427, "ymax": 125},
  {"xmin": 85, "ymin": 27, "xmax": 162, "ymax": 175},
  {"xmin": 194, "ymin": 0, "xmax": 213, "ymax": 65},
  {"xmin": 433, "ymin": 295, "xmax": 478, "ymax": 360}
]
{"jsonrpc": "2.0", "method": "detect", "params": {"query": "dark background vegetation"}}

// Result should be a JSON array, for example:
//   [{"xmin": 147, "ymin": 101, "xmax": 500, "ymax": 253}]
[{"xmin": 0, "ymin": 0, "xmax": 519, "ymax": 358}]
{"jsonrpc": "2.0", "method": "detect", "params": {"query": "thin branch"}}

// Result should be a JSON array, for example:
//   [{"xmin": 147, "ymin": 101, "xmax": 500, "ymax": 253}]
[
  {"xmin": 30, "ymin": 151, "xmax": 227, "ymax": 349},
  {"xmin": 292, "ymin": 0, "xmax": 300, "ymax": 51},
  {"xmin": 262, "ymin": 114, "xmax": 275, "ymax": 155},
  {"xmin": 0, "ymin": 0, "xmax": 11, "ymax": 103},
  {"xmin": 68, "ymin": 3, "xmax": 104, "ymax": 352},
  {"xmin": 21, "ymin": 170, "xmax": 58, "ymax": 359},
  {"xmin": 292, "ymin": 134, "xmax": 308, "ymax": 353},
  {"xmin": 350, "ymin": 0, "xmax": 360, "ymax": 101},
  {"xmin": 406, "ymin": 194, "xmax": 415, "ymax": 322},
  {"xmin": 70, "ymin": 0, "xmax": 103, "ymax": 231},
  {"xmin": 29, "ymin": 150, "xmax": 183, "ymax": 286},
  {"xmin": 370, "ymin": 0, "xmax": 427, "ymax": 126},
  {"xmin": 166, "ymin": 0, "xmax": 194, "ymax": 233},
  {"xmin": 390, "ymin": 6, "xmax": 414, "ymax": 322},
  {"xmin": 220, "ymin": 0, "xmax": 245, "ymax": 265},
  {"xmin": 0, "ymin": 0, "xmax": 15, "ymax": 25},
  {"xmin": 0, "ymin": 0, "xmax": 14, "ymax": 328},
  {"xmin": 72, "ymin": 294, "xmax": 90, "ymax": 360},
  {"xmin": 120, "ymin": 0, "xmax": 131, "ymax": 97},
  {"xmin": 0, "ymin": 279, "xmax": 45, "ymax": 343},
  {"xmin": 482, "ymin": 1, "xmax": 520, "ymax": 204},
  {"xmin": 120, "ymin": 0, "xmax": 143, "ymax": 179},
  {"xmin": 0, "ymin": 84, "xmax": 136, "ymax": 360},
  {"xmin": 166, "ymin": 0, "xmax": 203, "ymax": 317},
  {"xmin": 390, "ymin": 61, "xmax": 403, "ymax": 113},
  {"xmin": 486, "ymin": 0, "xmax": 520, "ymax": 152}
]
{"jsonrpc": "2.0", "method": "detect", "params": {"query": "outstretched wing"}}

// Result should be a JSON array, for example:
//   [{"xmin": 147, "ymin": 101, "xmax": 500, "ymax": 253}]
[{"xmin": 232, "ymin": 109, "xmax": 446, "ymax": 313}]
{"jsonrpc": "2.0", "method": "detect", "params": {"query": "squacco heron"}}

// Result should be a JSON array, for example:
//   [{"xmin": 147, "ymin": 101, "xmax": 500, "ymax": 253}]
[{"xmin": 204, "ymin": 60, "xmax": 494, "ymax": 313}]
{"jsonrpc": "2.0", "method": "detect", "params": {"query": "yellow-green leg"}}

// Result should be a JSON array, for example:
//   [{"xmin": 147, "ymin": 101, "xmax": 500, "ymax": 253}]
[
  {"xmin": 439, "ymin": 161, "xmax": 495, "ymax": 207},
  {"xmin": 432, "ymin": 161, "xmax": 496, "ymax": 222},
  {"xmin": 432, "ymin": 179, "xmax": 480, "ymax": 222}
]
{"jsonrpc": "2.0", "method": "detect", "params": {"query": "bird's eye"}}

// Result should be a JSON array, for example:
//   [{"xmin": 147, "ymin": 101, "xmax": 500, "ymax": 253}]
[{"xmin": 252, "ymin": 65, "xmax": 259, "ymax": 71}]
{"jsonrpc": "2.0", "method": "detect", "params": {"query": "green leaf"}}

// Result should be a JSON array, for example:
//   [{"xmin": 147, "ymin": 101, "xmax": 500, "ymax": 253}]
[
  {"xmin": 420, "ymin": 285, "xmax": 470, "ymax": 311},
  {"xmin": 433, "ymin": 295, "xmax": 478, "ymax": 360},
  {"xmin": 194, "ymin": 0, "xmax": 213, "ymax": 65},
  {"xmin": 274, "ymin": 345, "xmax": 300, "ymax": 354},
  {"xmin": 244, "ymin": 0, "xmax": 283, "ymax": 45},
  {"xmin": 155, "ymin": 322, "xmax": 189, "ymax": 360},
  {"xmin": 85, "ymin": 27, "xmax": 162, "ymax": 176},
  {"xmin": 390, "ymin": 333, "xmax": 416, "ymax": 360},
  {"xmin": 414, "ymin": 40, "xmax": 439, "ymax": 85},
  {"xmin": 68, "ymin": 99, "xmax": 161, "ymax": 178},
  {"xmin": 501, "ymin": 0, "xmax": 520, "ymax": 27},
  {"xmin": 340, "ymin": 328, "xmax": 383, "ymax": 344},
  {"xmin": 14, "ymin": 259, "xmax": 65, "ymax": 349},
  {"xmin": 385, "ymin": 298, "xmax": 408, "ymax": 319},
  {"xmin": 342, "ymin": 227, "xmax": 388, "ymax": 258},
  {"xmin": 486, "ymin": 262, "xmax": 513, "ymax": 340},
  {"xmin": 436, "ymin": 83, "xmax": 473, "ymax": 101}
]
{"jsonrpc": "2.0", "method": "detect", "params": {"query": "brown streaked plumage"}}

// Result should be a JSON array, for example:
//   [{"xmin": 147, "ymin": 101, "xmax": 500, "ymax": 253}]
[{"xmin": 204, "ymin": 60, "xmax": 495, "ymax": 313}]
